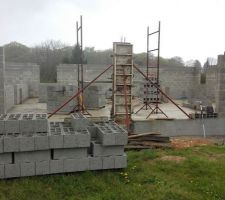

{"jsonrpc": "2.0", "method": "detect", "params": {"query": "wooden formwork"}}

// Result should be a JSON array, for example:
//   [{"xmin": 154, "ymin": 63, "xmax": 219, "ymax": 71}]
[{"xmin": 112, "ymin": 42, "xmax": 133, "ymax": 131}]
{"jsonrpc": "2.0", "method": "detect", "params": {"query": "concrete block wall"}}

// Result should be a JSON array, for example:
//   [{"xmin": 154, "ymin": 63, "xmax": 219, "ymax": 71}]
[
  {"xmin": 132, "ymin": 118, "xmax": 225, "ymax": 136},
  {"xmin": 13, "ymin": 84, "xmax": 29, "ymax": 105},
  {"xmin": 0, "ymin": 47, "xmax": 6, "ymax": 114},
  {"xmin": 0, "ymin": 112, "xmax": 127, "ymax": 179},
  {"xmin": 83, "ymin": 84, "xmax": 106, "ymax": 109},
  {"xmin": 47, "ymin": 84, "xmax": 78, "ymax": 114},
  {"xmin": 5, "ymin": 62, "xmax": 40, "ymax": 98}
]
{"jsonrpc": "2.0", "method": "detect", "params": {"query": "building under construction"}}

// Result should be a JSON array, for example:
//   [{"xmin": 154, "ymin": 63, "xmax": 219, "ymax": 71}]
[{"xmin": 0, "ymin": 17, "xmax": 225, "ymax": 179}]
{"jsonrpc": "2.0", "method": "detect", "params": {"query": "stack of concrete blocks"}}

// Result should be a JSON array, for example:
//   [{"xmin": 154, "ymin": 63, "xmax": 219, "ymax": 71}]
[
  {"xmin": 47, "ymin": 84, "xmax": 77, "ymax": 114},
  {"xmin": 83, "ymin": 84, "xmax": 106, "ymax": 109},
  {"xmin": 0, "ymin": 112, "xmax": 127, "ymax": 179},
  {"xmin": 89, "ymin": 120, "xmax": 128, "ymax": 170},
  {"xmin": 0, "ymin": 113, "xmax": 49, "ymax": 178},
  {"xmin": 0, "ymin": 47, "xmax": 6, "ymax": 114}
]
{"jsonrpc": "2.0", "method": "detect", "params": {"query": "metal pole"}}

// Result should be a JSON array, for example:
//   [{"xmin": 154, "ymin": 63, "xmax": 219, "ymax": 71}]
[
  {"xmin": 156, "ymin": 21, "xmax": 161, "ymax": 113},
  {"xmin": 76, "ymin": 21, "xmax": 80, "ymax": 111},
  {"xmin": 133, "ymin": 64, "xmax": 192, "ymax": 119},
  {"xmin": 80, "ymin": 15, "xmax": 84, "ymax": 112},
  {"xmin": 48, "ymin": 64, "xmax": 113, "ymax": 118},
  {"xmin": 146, "ymin": 26, "xmax": 149, "ymax": 109}
]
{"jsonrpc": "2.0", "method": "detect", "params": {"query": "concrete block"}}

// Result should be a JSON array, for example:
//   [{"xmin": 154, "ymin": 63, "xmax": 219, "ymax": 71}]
[
  {"xmin": 49, "ymin": 133, "xmax": 64, "ymax": 149},
  {"xmin": 19, "ymin": 114, "xmax": 35, "ymax": 133},
  {"xmin": 63, "ymin": 132, "xmax": 78, "ymax": 148},
  {"xmin": 96, "ymin": 127, "xmax": 116, "ymax": 146},
  {"xmin": 5, "ymin": 163, "xmax": 20, "ymax": 178},
  {"xmin": 71, "ymin": 113, "xmax": 90, "ymax": 130},
  {"xmin": 0, "ymin": 134, "xmax": 3, "ymax": 153},
  {"xmin": 0, "ymin": 114, "xmax": 6, "ymax": 134},
  {"xmin": 19, "ymin": 133, "xmax": 35, "ymax": 151},
  {"xmin": 15, "ymin": 150, "xmax": 51, "ymax": 163},
  {"xmin": 35, "ymin": 114, "xmax": 48, "ymax": 132},
  {"xmin": 34, "ymin": 132, "xmax": 49, "ymax": 150},
  {"xmin": 36, "ymin": 161, "xmax": 50, "ymax": 175},
  {"xmin": 3, "ymin": 133, "xmax": 20, "ymax": 152},
  {"xmin": 4, "ymin": 114, "xmax": 21, "ymax": 133},
  {"xmin": 0, "ymin": 165, "xmax": 4, "ymax": 179},
  {"xmin": 114, "ymin": 154, "xmax": 127, "ymax": 169},
  {"xmin": 20, "ymin": 162, "xmax": 35, "ymax": 177},
  {"xmin": 102, "ymin": 156, "xmax": 115, "ymax": 169},
  {"xmin": 53, "ymin": 148, "xmax": 87, "ymax": 159},
  {"xmin": 91, "ymin": 141, "xmax": 124, "ymax": 157},
  {"xmin": 50, "ymin": 159, "xmax": 64, "ymax": 174},
  {"xmin": 89, "ymin": 156, "xmax": 102, "ymax": 170},
  {"xmin": 64, "ymin": 158, "xmax": 89, "ymax": 172},
  {"xmin": 87, "ymin": 125, "xmax": 98, "ymax": 139},
  {"xmin": 0, "ymin": 153, "xmax": 12, "ymax": 164},
  {"xmin": 76, "ymin": 129, "xmax": 91, "ymax": 147}
]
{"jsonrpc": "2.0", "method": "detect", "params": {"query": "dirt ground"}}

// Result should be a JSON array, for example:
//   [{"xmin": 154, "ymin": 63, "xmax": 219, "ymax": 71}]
[{"xmin": 171, "ymin": 136, "xmax": 225, "ymax": 149}]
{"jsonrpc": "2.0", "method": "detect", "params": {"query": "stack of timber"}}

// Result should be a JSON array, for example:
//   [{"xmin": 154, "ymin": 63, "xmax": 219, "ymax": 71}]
[{"xmin": 126, "ymin": 132, "xmax": 171, "ymax": 149}]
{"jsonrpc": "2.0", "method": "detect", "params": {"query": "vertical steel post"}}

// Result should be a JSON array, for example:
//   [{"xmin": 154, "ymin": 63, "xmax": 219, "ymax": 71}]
[
  {"xmin": 80, "ymin": 15, "xmax": 84, "ymax": 111},
  {"xmin": 76, "ymin": 21, "xmax": 80, "ymax": 111},
  {"xmin": 156, "ymin": 21, "xmax": 161, "ymax": 113}
]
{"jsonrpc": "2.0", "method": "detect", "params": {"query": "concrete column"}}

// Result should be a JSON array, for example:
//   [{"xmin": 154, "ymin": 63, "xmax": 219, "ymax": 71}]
[
  {"xmin": 0, "ymin": 47, "xmax": 6, "ymax": 114},
  {"xmin": 216, "ymin": 53, "xmax": 225, "ymax": 117}
]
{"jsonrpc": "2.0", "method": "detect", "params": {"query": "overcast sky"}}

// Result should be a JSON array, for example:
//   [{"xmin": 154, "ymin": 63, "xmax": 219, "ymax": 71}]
[{"xmin": 1, "ymin": 0, "xmax": 225, "ymax": 64}]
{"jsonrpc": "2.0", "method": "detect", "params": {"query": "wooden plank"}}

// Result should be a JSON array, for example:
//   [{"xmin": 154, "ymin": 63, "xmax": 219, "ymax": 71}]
[{"xmin": 128, "ymin": 132, "xmax": 160, "ymax": 139}]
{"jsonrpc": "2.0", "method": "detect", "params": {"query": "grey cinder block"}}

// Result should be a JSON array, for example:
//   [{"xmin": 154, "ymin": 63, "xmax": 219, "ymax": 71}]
[
  {"xmin": 89, "ymin": 157, "xmax": 102, "ymax": 171},
  {"xmin": 36, "ymin": 161, "xmax": 50, "ymax": 175},
  {"xmin": 34, "ymin": 132, "xmax": 49, "ymax": 150},
  {"xmin": 0, "ymin": 135, "xmax": 3, "ymax": 153},
  {"xmin": 71, "ymin": 113, "xmax": 90, "ymax": 131},
  {"xmin": 35, "ymin": 114, "xmax": 48, "ymax": 132},
  {"xmin": 63, "ymin": 132, "xmax": 78, "ymax": 148},
  {"xmin": 19, "ymin": 134, "xmax": 35, "ymax": 151},
  {"xmin": 53, "ymin": 148, "xmax": 87, "ymax": 159},
  {"xmin": 91, "ymin": 141, "xmax": 124, "ymax": 157},
  {"xmin": 64, "ymin": 158, "xmax": 89, "ymax": 173},
  {"xmin": 114, "ymin": 154, "xmax": 127, "ymax": 169},
  {"xmin": 49, "ymin": 133, "xmax": 64, "ymax": 149},
  {"xmin": 20, "ymin": 162, "xmax": 35, "ymax": 177},
  {"xmin": 19, "ymin": 114, "xmax": 35, "ymax": 133},
  {"xmin": 102, "ymin": 156, "xmax": 115, "ymax": 169},
  {"xmin": 0, "ymin": 165, "xmax": 4, "ymax": 179},
  {"xmin": 50, "ymin": 159, "xmax": 64, "ymax": 174},
  {"xmin": 0, "ymin": 153, "xmax": 12, "ymax": 164},
  {"xmin": 15, "ymin": 150, "xmax": 51, "ymax": 163},
  {"xmin": 4, "ymin": 114, "xmax": 21, "ymax": 133},
  {"xmin": 76, "ymin": 129, "xmax": 91, "ymax": 147},
  {"xmin": 3, "ymin": 133, "xmax": 20, "ymax": 152},
  {"xmin": 5, "ymin": 163, "xmax": 20, "ymax": 178}
]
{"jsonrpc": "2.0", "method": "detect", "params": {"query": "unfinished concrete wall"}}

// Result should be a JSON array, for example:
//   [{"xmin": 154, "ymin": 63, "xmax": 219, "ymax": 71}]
[
  {"xmin": 5, "ymin": 85, "xmax": 14, "ymax": 112},
  {"xmin": 132, "ymin": 118, "xmax": 225, "ymax": 136},
  {"xmin": 216, "ymin": 53, "xmax": 225, "ymax": 117},
  {"xmin": 0, "ymin": 47, "xmax": 6, "ymax": 114},
  {"xmin": 14, "ymin": 84, "xmax": 29, "ymax": 105},
  {"xmin": 5, "ymin": 62, "xmax": 40, "ymax": 97}
]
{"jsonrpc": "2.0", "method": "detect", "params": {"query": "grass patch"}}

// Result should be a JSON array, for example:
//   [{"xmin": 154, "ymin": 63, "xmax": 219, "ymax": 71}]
[{"xmin": 0, "ymin": 146, "xmax": 225, "ymax": 200}]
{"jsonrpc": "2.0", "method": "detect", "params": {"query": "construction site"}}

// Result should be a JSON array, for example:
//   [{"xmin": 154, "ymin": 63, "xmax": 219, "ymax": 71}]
[
  {"xmin": 0, "ymin": 16, "xmax": 224, "ymax": 179},
  {"xmin": 1, "ymin": 2, "xmax": 225, "ymax": 197}
]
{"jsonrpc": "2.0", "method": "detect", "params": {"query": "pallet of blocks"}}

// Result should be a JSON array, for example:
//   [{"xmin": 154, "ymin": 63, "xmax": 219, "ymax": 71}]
[{"xmin": 0, "ymin": 113, "xmax": 128, "ymax": 179}]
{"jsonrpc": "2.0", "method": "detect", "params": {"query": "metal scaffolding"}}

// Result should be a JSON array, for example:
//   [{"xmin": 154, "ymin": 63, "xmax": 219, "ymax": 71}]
[{"xmin": 135, "ymin": 22, "xmax": 168, "ymax": 119}]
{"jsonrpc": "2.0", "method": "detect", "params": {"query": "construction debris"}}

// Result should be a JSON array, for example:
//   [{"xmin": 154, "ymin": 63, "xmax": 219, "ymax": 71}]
[{"xmin": 126, "ymin": 132, "xmax": 171, "ymax": 149}]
